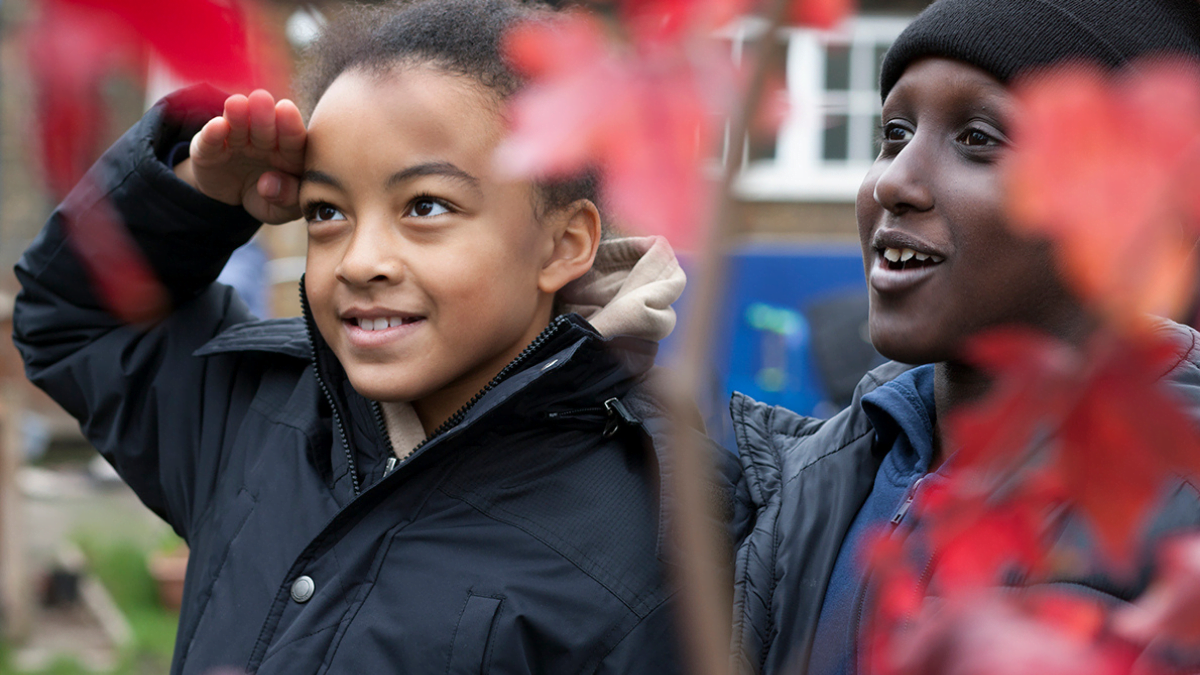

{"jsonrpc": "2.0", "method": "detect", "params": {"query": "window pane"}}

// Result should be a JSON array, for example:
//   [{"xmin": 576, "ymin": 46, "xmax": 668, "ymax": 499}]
[
  {"xmin": 823, "ymin": 114, "xmax": 850, "ymax": 161},
  {"xmin": 825, "ymin": 44, "xmax": 851, "ymax": 91},
  {"xmin": 749, "ymin": 130, "xmax": 777, "ymax": 162}
]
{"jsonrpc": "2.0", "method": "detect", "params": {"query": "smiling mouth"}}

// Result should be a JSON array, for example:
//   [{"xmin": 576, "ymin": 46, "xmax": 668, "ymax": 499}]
[
  {"xmin": 348, "ymin": 316, "xmax": 424, "ymax": 331},
  {"xmin": 879, "ymin": 246, "xmax": 945, "ymax": 271}
]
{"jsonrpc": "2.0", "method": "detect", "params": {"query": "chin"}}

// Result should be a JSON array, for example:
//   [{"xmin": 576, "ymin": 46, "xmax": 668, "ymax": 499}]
[
  {"xmin": 343, "ymin": 368, "xmax": 423, "ymax": 404},
  {"xmin": 869, "ymin": 324, "xmax": 944, "ymax": 367}
]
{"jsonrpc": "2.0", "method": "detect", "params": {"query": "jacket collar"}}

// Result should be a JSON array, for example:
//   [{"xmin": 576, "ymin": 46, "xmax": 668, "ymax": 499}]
[{"xmin": 195, "ymin": 277, "xmax": 662, "ymax": 492}]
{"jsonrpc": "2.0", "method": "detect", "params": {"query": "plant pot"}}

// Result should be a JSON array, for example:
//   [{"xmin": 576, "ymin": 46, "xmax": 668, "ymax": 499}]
[{"xmin": 147, "ymin": 546, "xmax": 189, "ymax": 611}]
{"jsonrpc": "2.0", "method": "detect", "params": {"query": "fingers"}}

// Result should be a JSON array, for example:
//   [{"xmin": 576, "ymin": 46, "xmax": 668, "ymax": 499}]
[
  {"xmin": 275, "ymin": 99, "xmax": 307, "ymax": 173},
  {"xmin": 223, "ymin": 94, "xmax": 250, "ymax": 149},
  {"xmin": 250, "ymin": 171, "xmax": 302, "ymax": 224},
  {"xmin": 190, "ymin": 115, "xmax": 232, "ymax": 164},
  {"xmin": 248, "ymin": 89, "xmax": 277, "ymax": 152},
  {"xmin": 258, "ymin": 170, "xmax": 301, "ymax": 207}
]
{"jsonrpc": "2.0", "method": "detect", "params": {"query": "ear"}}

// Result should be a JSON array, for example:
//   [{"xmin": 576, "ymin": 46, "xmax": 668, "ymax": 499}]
[{"xmin": 537, "ymin": 199, "xmax": 601, "ymax": 295}]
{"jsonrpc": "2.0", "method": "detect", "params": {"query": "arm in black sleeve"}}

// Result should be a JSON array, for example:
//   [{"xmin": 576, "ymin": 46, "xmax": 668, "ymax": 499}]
[{"xmin": 12, "ymin": 84, "xmax": 265, "ymax": 537}]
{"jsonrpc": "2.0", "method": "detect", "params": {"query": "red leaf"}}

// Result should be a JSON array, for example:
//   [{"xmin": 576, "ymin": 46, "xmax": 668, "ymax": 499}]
[
  {"xmin": 949, "ymin": 327, "xmax": 1200, "ymax": 567},
  {"xmin": 60, "ymin": 180, "xmax": 169, "ymax": 324},
  {"xmin": 498, "ymin": 14, "xmax": 733, "ymax": 249},
  {"xmin": 884, "ymin": 592, "xmax": 1138, "ymax": 675},
  {"xmin": 1005, "ymin": 60, "xmax": 1200, "ymax": 321},
  {"xmin": 932, "ymin": 505, "xmax": 1047, "ymax": 592},
  {"xmin": 947, "ymin": 328, "xmax": 1078, "ymax": 477},
  {"xmin": 56, "ymin": 0, "xmax": 283, "ymax": 91},
  {"xmin": 26, "ymin": 0, "xmax": 286, "ymax": 196},
  {"xmin": 1113, "ymin": 533, "xmax": 1200, "ymax": 647},
  {"xmin": 789, "ymin": 0, "xmax": 855, "ymax": 29},
  {"xmin": 25, "ymin": 1, "xmax": 139, "ymax": 197}
]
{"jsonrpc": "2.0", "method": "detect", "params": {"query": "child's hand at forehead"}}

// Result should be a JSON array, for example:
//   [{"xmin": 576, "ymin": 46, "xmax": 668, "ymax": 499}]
[{"xmin": 174, "ymin": 89, "xmax": 306, "ymax": 225}]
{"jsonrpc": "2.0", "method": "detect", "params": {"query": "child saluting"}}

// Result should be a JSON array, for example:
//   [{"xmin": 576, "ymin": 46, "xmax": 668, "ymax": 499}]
[{"xmin": 13, "ymin": 1, "xmax": 722, "ymax": 673}]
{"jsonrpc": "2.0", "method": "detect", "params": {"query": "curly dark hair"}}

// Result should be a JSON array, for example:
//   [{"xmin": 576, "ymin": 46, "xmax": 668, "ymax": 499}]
[{"xmin": 297, "ymin": 0, "xmax": 600, "ymax": 218}]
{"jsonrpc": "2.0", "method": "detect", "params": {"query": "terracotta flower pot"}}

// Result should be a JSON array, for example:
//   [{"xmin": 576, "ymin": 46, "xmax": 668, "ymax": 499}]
[{"xmin": 147, "ymin": 546, "xmax": 189, "ymax": 611}]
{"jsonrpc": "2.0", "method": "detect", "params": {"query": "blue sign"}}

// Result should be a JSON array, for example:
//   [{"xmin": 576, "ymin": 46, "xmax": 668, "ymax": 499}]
[{"xmin": 661, "ymin": 243, "xmax": 877, "ymax": 440}]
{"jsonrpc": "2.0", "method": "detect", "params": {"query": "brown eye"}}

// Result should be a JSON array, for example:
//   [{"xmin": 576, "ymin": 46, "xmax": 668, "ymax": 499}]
[
  {"xmin": 305, "ymin": 202, "xmax": 345, "ymax": 223},
  {"xmin": 882, "ymin": 123, "xmax": 912, "ymax": 143},
  {"xmin": 961, "ymin": 129, "xmax": 994, "ymax": 146},
  {"xmin": 406, "ymin": 198, "xmax": 450, "ymax": 218}
]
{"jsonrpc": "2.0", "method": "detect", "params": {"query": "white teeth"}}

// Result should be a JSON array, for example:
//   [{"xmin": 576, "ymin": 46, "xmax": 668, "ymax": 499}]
[
  {"xmin": 357, "ymin": 317, "xmax": 406, "ymax": 331},
  {"xmin": 882, "ymin": 246, "xmax": 944, "ymax": 265}
]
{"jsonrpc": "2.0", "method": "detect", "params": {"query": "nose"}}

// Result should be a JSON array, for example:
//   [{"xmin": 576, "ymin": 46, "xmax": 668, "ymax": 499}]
[
  {"xmin": 871, "ymin": 139, "xmax": 934, "ymax": 215},
  {"xmin": 335, "ymin": 215, "xmax": 404, "ymax": 286}
]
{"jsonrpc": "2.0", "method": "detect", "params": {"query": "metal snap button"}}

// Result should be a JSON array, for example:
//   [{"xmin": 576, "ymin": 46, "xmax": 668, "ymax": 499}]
[{"xmin": 290, "ymin": 575, "xmax": 315, "ymax": 603}]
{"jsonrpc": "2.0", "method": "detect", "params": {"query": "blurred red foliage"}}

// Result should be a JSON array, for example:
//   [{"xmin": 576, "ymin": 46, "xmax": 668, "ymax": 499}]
[
  {"xmin": 497, "ymin": 0, "xmax": 853, "ymax": 250},
  {"xmin": 24, "ymin": 0, "xmax": 286, "ymax": 322},
  {"xmin": 1005, "ymin": 61, "xmax": 1200, "ymax": 322}
]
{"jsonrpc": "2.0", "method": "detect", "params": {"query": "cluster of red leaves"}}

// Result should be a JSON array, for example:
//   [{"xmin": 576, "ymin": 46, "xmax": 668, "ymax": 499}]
[
  {"xmin": 25, "ymin": 0, "xmax": 286, "ymax": 322},
  {"xmin": 865, "ymin": 60, "xmax": 1200, "ymax": 675},
  {"xmin": 497, "ymin": 0, "xmax": 853, "ymax": 250},
  {"xmin": 1006, "ymin": 61, "xmax": 1200, "ymax": 323}
]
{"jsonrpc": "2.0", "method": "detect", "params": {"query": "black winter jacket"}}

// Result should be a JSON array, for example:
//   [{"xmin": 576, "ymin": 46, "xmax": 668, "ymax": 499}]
[
  {"xmin": 13, "ymin": 87, "xmax": 722, "ymax": 675},
  {"xmin": 730, "ymin": 323, "xmax": 1200, "ymax": 675}
]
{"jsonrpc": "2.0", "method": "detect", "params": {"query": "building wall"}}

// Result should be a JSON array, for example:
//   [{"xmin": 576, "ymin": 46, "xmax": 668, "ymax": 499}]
[{"xmin": 738, "ymin": 200, "xmax": 859, "ymax": 241}]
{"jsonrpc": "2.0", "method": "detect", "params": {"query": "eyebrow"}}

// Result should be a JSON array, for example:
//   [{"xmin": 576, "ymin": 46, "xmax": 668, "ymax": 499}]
[
  {"xmin": 300, "ymin": 169, "xmax": 343, "ymax": 190},
  {"xmin": 387, "ymin": 162, "xmax": 480, "ymax": 192},
  {"xmin": 299, "ymin": 163, "xmax": 482, "ymax": 194}
]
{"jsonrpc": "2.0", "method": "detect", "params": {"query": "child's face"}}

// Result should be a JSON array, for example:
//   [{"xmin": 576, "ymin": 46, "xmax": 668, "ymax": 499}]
[
  {"xmin": 857, "ymin": 57, "xmax": 1083, "ymax": 365},
  {"xmin": 300, "ymin": 65, "xmax": 563, "ymax": 428}
]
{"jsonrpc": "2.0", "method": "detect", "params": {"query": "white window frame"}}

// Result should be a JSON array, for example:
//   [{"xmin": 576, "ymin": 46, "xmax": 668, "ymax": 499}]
[{"xmin": 732, "ymin": 16, "xmax": 912, "ymax": 202}]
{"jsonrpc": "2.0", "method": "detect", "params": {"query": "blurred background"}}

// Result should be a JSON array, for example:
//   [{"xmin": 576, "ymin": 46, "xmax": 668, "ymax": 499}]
[{"xmin": 0, "ymin": 0, "xmax": 931, "ymax": 672}]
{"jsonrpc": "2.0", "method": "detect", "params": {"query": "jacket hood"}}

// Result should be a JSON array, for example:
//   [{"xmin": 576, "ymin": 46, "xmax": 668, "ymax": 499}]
[{"xmin": 558, "ymin": 236, "xmax": 685, "ymax": 342}]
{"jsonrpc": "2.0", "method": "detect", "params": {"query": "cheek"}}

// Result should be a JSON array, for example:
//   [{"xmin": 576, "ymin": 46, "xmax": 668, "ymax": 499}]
[
  {"xmin": 856, "ymin": 169, "xmax": 882, "ymax": 250},
  {"xmin": 427, "ymin": 237, "xmax": 543, "ymax": 313},
  {"xmin": 303, "ymin": 244, "xmax": 345, "ymax": 333}
]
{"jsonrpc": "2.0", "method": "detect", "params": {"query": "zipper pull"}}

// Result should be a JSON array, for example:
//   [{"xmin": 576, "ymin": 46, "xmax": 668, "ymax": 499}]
[
  {"xmin": 603, "ymin": 398, "xmax": 638, "ymax": 437},
  {"xmin": 891, "ymin": 477, "xmax": 923, "ymax": 526},
  {"xmin": 384, "ymin": 456, "xmax": 398, "ymax": 476}
]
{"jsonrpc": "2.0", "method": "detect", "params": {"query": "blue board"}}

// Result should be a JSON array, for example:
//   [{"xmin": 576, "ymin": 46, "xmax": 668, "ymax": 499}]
[{"xmin": 660, "ymin": 243, "xmax": 871, "ymax": 437}]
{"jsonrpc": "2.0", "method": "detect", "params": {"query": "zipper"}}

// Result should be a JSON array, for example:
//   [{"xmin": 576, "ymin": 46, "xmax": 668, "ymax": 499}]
[
  {"xmin": 400, "ymin": 315, "xmax": 573, "ymax": 462},
  {"xmin": 891, "ymin": 477, "xmax": 924, "ymax": 526},
  {"xmin": 848, "ymin": 477, "xmax": 926, "ymax": 674},
  {"xmin": 300, "ymin": 282, "xmax": 362, "ymax": 497},
  {"xmin": 603, "ymin": 397, "xmax": 637, "ymax": 437},
  {"xmin": 371, "ymin": 400, "xmax": 398, "ymax": 478},
  {"xmin": 541, "ymin": 397, "xmax": 638, "ymax": 438}
]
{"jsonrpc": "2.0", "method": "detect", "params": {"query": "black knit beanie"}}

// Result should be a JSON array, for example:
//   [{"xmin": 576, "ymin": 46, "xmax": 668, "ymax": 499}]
[{"xmin": 879, "ymin": 0, "xmax": 1200, "ymax": 102}]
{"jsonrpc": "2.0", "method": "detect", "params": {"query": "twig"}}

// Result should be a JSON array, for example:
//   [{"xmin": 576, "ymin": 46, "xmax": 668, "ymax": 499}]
[{"xmin": 666, "ymin": 1, "xmax": 794, "ymax": 674}]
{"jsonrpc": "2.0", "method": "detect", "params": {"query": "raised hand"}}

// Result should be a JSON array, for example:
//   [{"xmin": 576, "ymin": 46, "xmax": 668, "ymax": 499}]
[{"xmin": 174, "ymin": 89, "xmax": 306, "ymax": 224}]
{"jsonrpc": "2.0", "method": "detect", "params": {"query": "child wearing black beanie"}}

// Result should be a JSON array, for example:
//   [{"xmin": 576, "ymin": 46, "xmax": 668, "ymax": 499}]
[{"xmin": 730, "ymin": 1, "xmax": 1200, "ymax": 675}]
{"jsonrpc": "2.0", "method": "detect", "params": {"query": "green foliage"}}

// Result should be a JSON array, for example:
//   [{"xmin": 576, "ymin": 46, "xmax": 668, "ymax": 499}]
[{"xmin": 0, "ymin": 534, "xmax": 178, "ymax": 675}]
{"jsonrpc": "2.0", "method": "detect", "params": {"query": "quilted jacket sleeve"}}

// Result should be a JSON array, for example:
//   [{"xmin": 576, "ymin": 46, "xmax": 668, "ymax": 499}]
[{"xmin": 12, "ymin": 85, "xmax": 263, "ymax": 538}]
